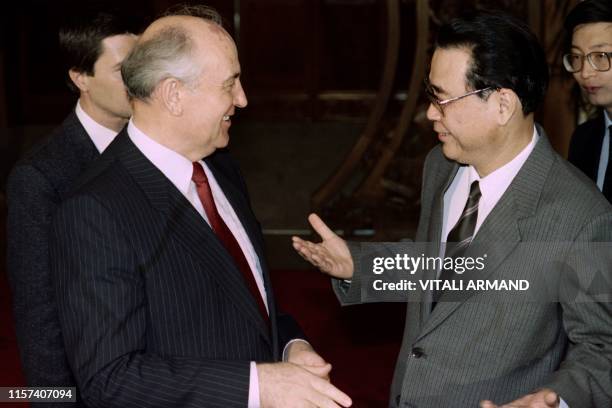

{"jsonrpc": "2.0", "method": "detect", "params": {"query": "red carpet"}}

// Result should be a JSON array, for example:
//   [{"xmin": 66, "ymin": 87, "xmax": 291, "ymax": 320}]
[
  {"xmin": 0, "ymin": 267, "xmax": 28, "ymax": 408},
  {"xmin": 0, "ymin": 263, "xmax": 402, "ymax": 407}
]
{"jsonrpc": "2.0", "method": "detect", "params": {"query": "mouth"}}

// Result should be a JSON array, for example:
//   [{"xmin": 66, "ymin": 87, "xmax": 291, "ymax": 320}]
[
  {"xmin": 583, "ymin": 86, "xmax": 602, "ymax": 94},
  {"xmin": 435, "ymin": 129, "xmax": 450, "ymax": 140}
]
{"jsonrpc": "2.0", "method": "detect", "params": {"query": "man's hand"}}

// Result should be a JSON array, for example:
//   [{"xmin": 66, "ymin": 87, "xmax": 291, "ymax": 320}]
[
  {"xmin": 286, "ymin": 341, "xmax": 331, "ymax": 381},
  {"xmin": 480, "ymin": 388, "xmax": 560, "ymax": 408},
  {"xmin": 258, "ymin": 362, "xmax": 352, "ymax": 408},
  {"xmin": 292, "ymin": 213, "xmax": 354, "ymax": 279}
]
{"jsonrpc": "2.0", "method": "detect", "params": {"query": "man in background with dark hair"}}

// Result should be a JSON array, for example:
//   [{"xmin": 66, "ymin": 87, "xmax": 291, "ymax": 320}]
[
  {"xmin": 564, "ymin": 0, "xmax": 612, "ymax": 203},
  {"xmin": 6, "ymin": 10, "xmax": 138, "ymax": 405},
  {"xmin": 294, "ymin": 10, "xmax": 612, "ymax": 408}
]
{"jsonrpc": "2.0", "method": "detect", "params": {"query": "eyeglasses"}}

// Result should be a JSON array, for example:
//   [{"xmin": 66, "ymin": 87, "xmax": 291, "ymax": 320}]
[
  {"xmin": 424, "ymin": 78, "xmax": 496, "ymax": 116},
  {"xmin": 562, "ymin": 52, "xmax": 612, "ymax": 73}
]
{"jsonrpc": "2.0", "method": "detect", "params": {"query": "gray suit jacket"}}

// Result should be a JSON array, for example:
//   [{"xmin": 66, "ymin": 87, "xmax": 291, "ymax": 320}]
[
  {"xmin": 334, "ymin": 127, "xmax": 612, "ymax": 407},
  {"xmin": 6, "ymin": 111, "xmax": 96, "ymax": 407}
]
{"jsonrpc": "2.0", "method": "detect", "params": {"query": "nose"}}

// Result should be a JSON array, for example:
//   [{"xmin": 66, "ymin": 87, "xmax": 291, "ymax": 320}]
[
  {"xmin": 234, "ymin": 79, "xmax": 248, "ymax": 108},
  {"xmin": 580, "ymin": 59, "xmax": 597, "ymax": 80},
  {"xmin": 426, "ymin": 102, "xmax": 441, "ymax": 122}
]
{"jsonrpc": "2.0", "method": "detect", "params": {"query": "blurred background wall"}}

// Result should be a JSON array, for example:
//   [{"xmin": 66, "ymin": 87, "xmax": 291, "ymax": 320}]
[{"xmin": 0, "ymin": 0, "xmax": 580, "ymax": 239}]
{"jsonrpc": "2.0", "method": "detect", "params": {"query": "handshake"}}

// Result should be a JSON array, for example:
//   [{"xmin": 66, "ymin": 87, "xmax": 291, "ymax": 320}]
[
  {"xmin": 258, "ymin": 340, "xmax": 352, "ymax": 407},
  {"xmin": 254, "ymin": 213, "xmax": 355, "ymax": 408}
]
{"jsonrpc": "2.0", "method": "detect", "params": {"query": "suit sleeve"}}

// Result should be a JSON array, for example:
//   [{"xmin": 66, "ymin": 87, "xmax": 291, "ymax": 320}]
[
  {"xmin": 546, "ymin": 212, "xmax": 612, "ymax": 408},
  {"xmin": 331, "ymin": 147, "xmax": 440, "ymax": 306},
  {"xmin": 330, "ymin": 242, "xmax": 364, "ymax": 305},
  {"xmin": 6, "ymin": 164, "xmax": 75, "ymax": 390},
  {"xmin": 275, "ymin": 312, "xmax": 307, "ymax": 349},
  {"xmin": 50, "ymin": 194, "xmax": 251, "ymax": 408}
]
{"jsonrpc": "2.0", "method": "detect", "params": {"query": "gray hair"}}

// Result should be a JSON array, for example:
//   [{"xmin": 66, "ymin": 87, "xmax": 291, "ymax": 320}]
[
  {"xmin": 160, "ymin": 4, "xmax": 223, "ymax": 22},
  {"xmin": 121, "ymin": 4, "xmax": 223, "ymax": 100}
]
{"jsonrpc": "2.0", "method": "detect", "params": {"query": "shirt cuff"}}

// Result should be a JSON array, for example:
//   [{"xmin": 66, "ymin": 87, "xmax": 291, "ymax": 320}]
[
  {"xmin": 248, "ymin": 361, "xmax": 260, "ymax": 408},
  {"xmin": 559, "ymin": 397, "xmax": 568, "ymax": 408},
  {"xmin": 282, "ymin": 338, "xmax": 311, "ymax": 362}
]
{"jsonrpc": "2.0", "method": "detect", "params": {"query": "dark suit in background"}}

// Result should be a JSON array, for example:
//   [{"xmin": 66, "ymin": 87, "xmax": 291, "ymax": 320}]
[
  {"xmin": 562, "ymin": 0, "xmax": 612, "ymax": 204},
  {"xmin": 5, "ymin": 11, "xmax": 137, "ymax": 405},
  {"xmin": 50, "ymin": 130, "xmax": 302, "ymax": 407},
  {"xmin": 568, "ymin": 113, "xmax": 612, "ymax": 202},
  {"xmin": 6, "ymin": 111, "xmax": 96, "ymax": 405}
]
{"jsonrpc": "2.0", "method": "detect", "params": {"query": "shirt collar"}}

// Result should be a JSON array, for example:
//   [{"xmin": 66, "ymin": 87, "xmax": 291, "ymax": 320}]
[
  {"xmin": 467, "ymin": 126, "xmax": 539, "ymax": 206},
  {"xmin": 127, "ymin": 119, "xmax": 194, "ymax": 195},
  {"xmin": 75, "ymin": 100, "xmax": 117, "ymax": 153}
]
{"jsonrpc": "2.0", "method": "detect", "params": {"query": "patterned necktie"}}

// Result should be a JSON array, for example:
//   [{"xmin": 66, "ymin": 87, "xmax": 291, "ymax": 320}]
[
  {"xmin": 602, "ymin": 126, "xmax": 612, "ymax": 198},
  {"xmin": 433, "ymin": 180, "xmax": 481, "ymax": 306},
  {"xmin": 192, "ymin": 162, "xmax": 269, "ymax": 324}
]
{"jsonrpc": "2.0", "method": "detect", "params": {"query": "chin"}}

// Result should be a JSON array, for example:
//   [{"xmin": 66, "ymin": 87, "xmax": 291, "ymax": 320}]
[
  {"xmin": 599, "ymin": 99, "xmax": 612, "ymax": 112},
  {"xmin": 441, "ymin": 142, "xmax": 458, "ymax": 160},
  {"xmin": 590, "ymin": 95, "xmax": 612, "ymax": 108},
  {"xmin": 216, "ymin": 135, "xmax": 230, "ymax": 149}
]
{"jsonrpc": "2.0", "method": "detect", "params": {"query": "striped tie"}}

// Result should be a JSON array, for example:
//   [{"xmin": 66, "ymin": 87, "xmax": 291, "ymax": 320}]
[{"xmin": 433, "ymin": 180, "xmax": 481, "ymax": 306}]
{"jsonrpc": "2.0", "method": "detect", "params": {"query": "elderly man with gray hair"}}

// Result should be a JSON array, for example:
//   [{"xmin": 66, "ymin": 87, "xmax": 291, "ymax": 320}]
[{"xmin": 49, "ymin": 5, "xmax": 352, "ymax": 408}]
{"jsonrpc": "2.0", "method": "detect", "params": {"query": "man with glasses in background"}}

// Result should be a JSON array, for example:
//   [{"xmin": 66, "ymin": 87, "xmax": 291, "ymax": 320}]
[
  {"xmin": 293, "ymin": 10, "xmax": 612, "ymax": 408},
  {"xmin": 564, "ymin": 0, "xmax": 612, "ymax": 203}
]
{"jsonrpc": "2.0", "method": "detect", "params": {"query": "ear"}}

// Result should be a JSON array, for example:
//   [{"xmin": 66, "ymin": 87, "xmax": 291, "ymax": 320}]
[
  {"xmin": 68, "ymin": 69, "xmax": 90, "ymax": 92},
  {"xmin": 157, "ymin": 77, "xmax": 183, "ymax": 116},
  {"xmin": 495, "ymin": 88, "xmax": 519, "ymax": 125}
]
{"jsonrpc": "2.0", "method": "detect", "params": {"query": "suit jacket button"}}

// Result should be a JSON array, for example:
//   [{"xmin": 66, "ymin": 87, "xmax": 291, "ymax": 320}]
[{"xmin": 411, "ymin": 347, "xmax": 425, "ymax": 358}]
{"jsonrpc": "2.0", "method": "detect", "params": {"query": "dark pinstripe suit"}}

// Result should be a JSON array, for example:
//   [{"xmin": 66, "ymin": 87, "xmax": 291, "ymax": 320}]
[
  {"xmin": 49, "ymin": 129, "xmax": 302, "ymax": 407},
  {"xmin": 7, "ymin": 111, "xmax": 96, "ymax": 407},
  {"xmin": 335, "ymin": 127, "xmax": 612, "ymax": 407}
]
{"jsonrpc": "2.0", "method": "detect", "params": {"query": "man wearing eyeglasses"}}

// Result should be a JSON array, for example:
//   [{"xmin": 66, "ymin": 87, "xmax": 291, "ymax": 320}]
[
  {"xmin": 564, "ymin": 0, "xmax": 612, "ymax": 203},
  {"xmin": 293, "ymin": 10, "xmax": 612, "ymax": 408}
]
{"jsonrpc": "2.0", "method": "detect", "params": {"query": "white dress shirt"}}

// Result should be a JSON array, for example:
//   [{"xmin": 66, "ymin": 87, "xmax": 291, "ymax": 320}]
[
  {"xmin": 127, "ymin": 120, "xmax": 265, "ymax": 407},
  {"xmin": 442, "ymin": 127, "xmax": 538, "ymax": 241},
  {"xmin": 75, "ymin": 100, "xmax": 117, "ymax": 153}
]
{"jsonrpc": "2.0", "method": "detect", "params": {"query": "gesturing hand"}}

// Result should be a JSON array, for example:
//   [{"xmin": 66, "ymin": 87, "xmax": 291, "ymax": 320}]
[{"xmin": 292, "ymin": 213, "xmax": 354, "ymax": 280}]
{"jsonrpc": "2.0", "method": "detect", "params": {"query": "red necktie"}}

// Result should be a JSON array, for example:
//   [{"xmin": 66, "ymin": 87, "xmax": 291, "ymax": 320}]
[{"xmin": 192, "ymin": 162, "xmax": 269, "ymax": 324}]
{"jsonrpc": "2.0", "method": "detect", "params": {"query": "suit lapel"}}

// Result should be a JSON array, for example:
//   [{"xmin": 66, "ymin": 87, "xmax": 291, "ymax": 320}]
[
  {"xmin": 418, "ymin": 200, "xmax": 523, "ymax": 340},
  {"xmin": 55, "ymin": 111, "xmax": 99, "ymax": 198},
  {"xmin": 64, "ymin": 109, "xmax": 99, "ymax": 162},
  {"xmin": 205, "ymin": 155, "xmax": 279, "ymax": 353},
  {"xmin": 115, "ymin": 132, "xmax": 272, "ymax": 344},
  {"xmin": 204, "ymin": 156, "xmax": 268, "ymax": 281},
  {"xmin": 204, "ymin": 159, "xmax": 279, "ymax": 312},
  {"xmin": 582, "ymin": 114, "xmax": 606, "ymax": 181},
  {"xmin": 417, "ymin": 126, "xmax": 555, "ymax": 341},
  {"xmin": 419, "ymin": 160, "xmax": 459, "ymax": 325}
]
